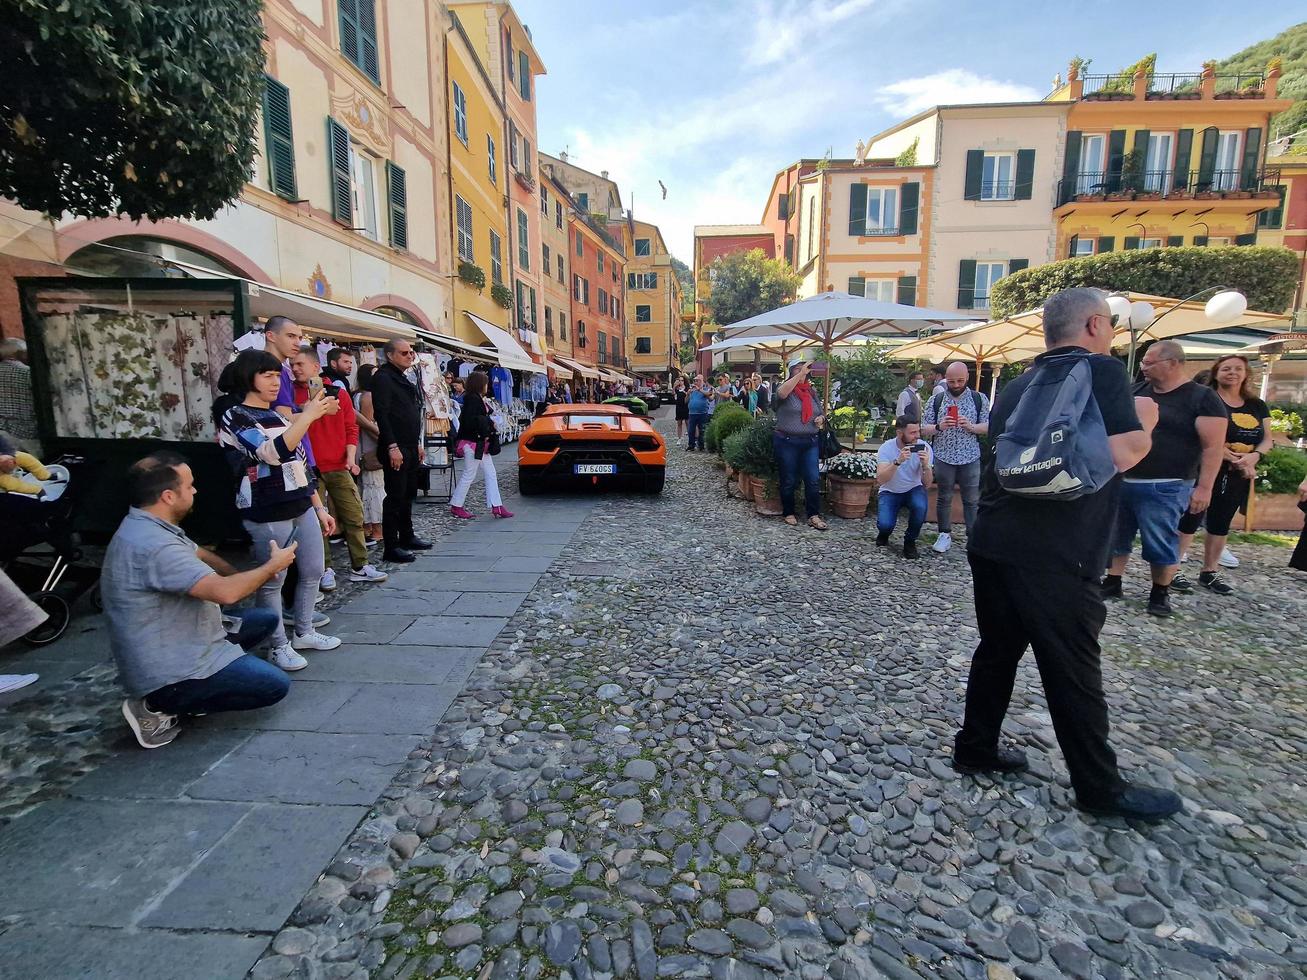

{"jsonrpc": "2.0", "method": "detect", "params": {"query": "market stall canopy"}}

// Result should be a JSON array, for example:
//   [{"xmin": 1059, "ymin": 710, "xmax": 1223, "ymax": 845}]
[
  {"xmin": 463, "ymin": 312, "xmax": 537, "ymax": 371},
  {"xmin": 598, "ymin": 370, "xmax": 625, "ymax": 384},
  {"xmin": 718, "ymin": 292, "xmax": 981, "ymax": 345},
  {"xmin": 554, "ymin": 356, "xmax": 599, "ymax": 380},
  {"xmin": 413, "ymin": 329, "xmax": 498, "ymax": 365},
  {"xmin": 544, "ymin": 359, "xmax": 573, "ymax": 379}
]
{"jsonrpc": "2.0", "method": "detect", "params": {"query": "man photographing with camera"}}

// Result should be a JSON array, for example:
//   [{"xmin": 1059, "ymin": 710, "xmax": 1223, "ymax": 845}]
[{"xmin": 875, "ymin": 416, "xmax": 933, "ymax": 557}]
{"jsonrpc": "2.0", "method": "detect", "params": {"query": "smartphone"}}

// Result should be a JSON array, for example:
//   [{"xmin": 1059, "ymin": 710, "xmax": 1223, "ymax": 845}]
[
  {"xmin": 946, "ymin": 405, "xmax": 959, "ymax": 422},
  {"xmin": 908, "ymin": 443, "xmax": 926, "ymax": 453},
  {"xmin": 282, "ymin": 526, "xmax": 299, "ymax": 548},
  {"xmin": 808, "ymin": 362, "xmax": 829, "ymax": 376}
]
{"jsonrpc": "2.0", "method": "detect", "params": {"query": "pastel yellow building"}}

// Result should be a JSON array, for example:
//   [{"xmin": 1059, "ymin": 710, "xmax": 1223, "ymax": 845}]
[{"xmin": 625, "ymin": 220, "xmax": 683, "ymax": 379}]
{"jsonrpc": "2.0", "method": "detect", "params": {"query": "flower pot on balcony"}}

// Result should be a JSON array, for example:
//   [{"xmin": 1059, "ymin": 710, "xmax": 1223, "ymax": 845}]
[
  {"xmin": 1165, "ymin": 189, "xmax": 1194, "ymax": 200},
  {"xmin": 1105, "ymin": 191, "xmax": 1135, "ymax": 202},
  {"xmin": 1254, "ymin": 190, "xmax": 1280, "ymax": 199},
  {"xmin": 1075, "ymin": 193, "xmax": 1106, "ymax": 203},
  {"xmin": 1134, "ymin": 191, "xmax": 1162, "ymax": 201},
  {"xmin": 827, "ymin": 476, "xmax": 874, "ymax": 520},
  {"xmin": 1195, "ymin": 191, "xmax": 1221, "ymax": 200},
  {"xmin": 1223, "ymin": 190, "xmax": 1252, "ymax": 200}
]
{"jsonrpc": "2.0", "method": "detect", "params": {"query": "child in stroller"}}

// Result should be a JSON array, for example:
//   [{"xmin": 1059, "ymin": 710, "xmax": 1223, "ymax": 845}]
[{"xmin": 0, "ymin": 433, "xmax": 69, "ymax": 500}]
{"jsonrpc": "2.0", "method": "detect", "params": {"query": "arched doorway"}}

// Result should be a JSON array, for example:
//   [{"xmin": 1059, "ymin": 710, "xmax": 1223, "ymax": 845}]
[{"xmin": 64, "ymin": 235, "xmax": 245, "ymax": 279}]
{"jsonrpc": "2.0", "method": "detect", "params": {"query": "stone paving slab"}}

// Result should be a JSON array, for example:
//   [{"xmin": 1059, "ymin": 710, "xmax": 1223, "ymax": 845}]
[
  {"xmin": 394, "ymin": 614, "xmax": 511, "ymax": 647},
  {"xmin": 491, "ymin": 555, "xmax": 557, "ymax": 573},
  {"xmin": 185, "ymin": 731, "xmax": 410, "ymax": 804},
  {"xmin": 0, "ymin": 925, "xmax": 268, "ymax": 980},
  {"xmin": 71, "ymin": 729, "xmax": 253, "ymax": 801},
  {"xmin": 447, "ymin": 591, "xmax": 529, "ymax": 617},
  {"xmin": 0, "ymin": 797, "xmax": 249, "ymax": 925},
  {"xmin": 316, "ymin": 681, "xmax": 463, "ymax": 735},
  {"xmin": 190, "ymin": 679, "xmax": 359, "ymax": 731},
  {"xmin": 140, "ymin": 803, "xmax": 367, "ymax": 931},
  {"xmin": 318, "ymin": 612, "xmax": 415, "ymax": 645},
  {"xmin": 395, "ymin": 570, "xmax": 540, "ymax": 593},
  {"xmin": 336, "ymin": 589, "xmax": 460, "ymax": 614},
  {"xmin": 291, "ymin": 643, "xmax": 482, "ymax": 684}
]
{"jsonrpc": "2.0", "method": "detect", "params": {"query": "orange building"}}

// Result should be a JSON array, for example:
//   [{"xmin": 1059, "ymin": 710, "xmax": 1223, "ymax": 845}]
[{"xmin": 569, "ymin": 210, "xmax": 627, "ymax": 377}]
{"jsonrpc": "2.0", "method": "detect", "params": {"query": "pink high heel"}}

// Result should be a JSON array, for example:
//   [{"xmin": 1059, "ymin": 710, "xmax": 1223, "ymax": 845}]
[
  {"xmin": 450, "ymin": 505, "xmax": 475, "ymax": 519},
  {"xmin": 492, "ymin": 505, "xmax": 514, "ymax": 519}
]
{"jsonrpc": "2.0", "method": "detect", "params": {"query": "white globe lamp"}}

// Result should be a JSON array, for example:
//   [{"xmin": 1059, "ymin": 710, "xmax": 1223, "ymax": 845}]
[
  {"xmin": 1204, "ymin": 290, "xmax": 1248, "ymax": 326},
  {"xmin": 1129, "ymin": 301, "xmax": 1155, "ymax": 329},
  {"xmin": 1106, "ymin": 294, "xmax": 1133, "ymax": 326}
]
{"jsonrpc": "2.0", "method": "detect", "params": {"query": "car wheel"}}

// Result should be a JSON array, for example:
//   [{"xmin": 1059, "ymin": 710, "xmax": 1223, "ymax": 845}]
[
  {"xmin": 643, "ymin": 470, "xmax": 666, "ymax": 494},
  {"xmin": 519, "ymin": 473, "xmax": 542, "ymax": 496}
]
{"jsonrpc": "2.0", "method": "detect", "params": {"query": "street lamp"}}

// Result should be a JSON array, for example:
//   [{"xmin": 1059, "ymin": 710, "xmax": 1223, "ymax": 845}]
[{"xmin": 1110, "ymin": 287, "xmax": 1247, "ymax": 375}]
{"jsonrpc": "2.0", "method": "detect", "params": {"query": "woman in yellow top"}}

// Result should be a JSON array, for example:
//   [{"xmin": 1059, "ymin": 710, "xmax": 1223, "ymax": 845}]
[{"xmin": 1175, "ymin": 354, "xmax": 1272, "ymax": 595}]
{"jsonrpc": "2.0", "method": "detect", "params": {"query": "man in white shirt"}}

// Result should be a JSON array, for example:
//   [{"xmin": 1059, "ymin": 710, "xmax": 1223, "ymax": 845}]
[{"xmin": 875, "ymin": 416, "xmax": 934, "ymax": 558}]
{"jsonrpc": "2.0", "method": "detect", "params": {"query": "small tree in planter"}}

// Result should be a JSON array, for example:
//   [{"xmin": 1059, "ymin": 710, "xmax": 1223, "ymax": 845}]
[
  {"xmin": 734, "ymin": 416, "xmax": 781, "ymax": 515},
  {"xmin": 825, "ymin": 452, "xmax": 877, "ymax": 519},
  {"xmin": 722, "ymin": 429, "xmax": 752, "ymax": 500},
  {"xmin": 705, "ymin": 402, "xmax": 753, "ymax": 458}
]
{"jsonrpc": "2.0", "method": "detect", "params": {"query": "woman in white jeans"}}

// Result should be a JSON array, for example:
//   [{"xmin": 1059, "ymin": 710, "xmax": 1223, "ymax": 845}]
[{"xmin": 449, "ymin": 371, "xmax": 511, "ymax": 519}]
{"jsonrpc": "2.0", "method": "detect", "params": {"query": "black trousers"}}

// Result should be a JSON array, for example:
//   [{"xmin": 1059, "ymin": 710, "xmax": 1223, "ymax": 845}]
[
  {"xmin": 955, "ymin": 553, "xmax": 1126, "ymax": 804},
  {"xmin": 382, "ymin": 452, "xmax": 420, "ymax": 549}
]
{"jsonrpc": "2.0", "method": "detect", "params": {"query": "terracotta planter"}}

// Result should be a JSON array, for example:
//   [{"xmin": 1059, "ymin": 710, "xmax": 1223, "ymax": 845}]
[
  {"xmin": 1134, "ymin": 192, "xmax": 1162, "ymax": 201},
  {"xmin": 1105, "ymin": 191, "xmax": 1134, "ymax": 202},
  {"xmin": 1244, "ymin": 492, "xmax": 1307, "ymax": 532},
  {"xmin": 1076, "ymin": 194, "xmax": 1106, "ymax": 203},
  {"xmin": 1254, "ymin": 190, "xmax": 1281, "ymax": 199},
  {"xmin": 725, "ymin": 463, "xmax": 737, "ymax": 478},
  {"xmin": 737, "ymin": 472, "xmax": 755, "ymax": 501},
  {"xmin": 1165, "ymin": 190, "xmax": 1193, "ymax": 200},
  {"xmin": 754, "ymin": 493, "xmax": 783, "ymax": 516},
  {"xmin": 827, "ymin": 476, "xmax": 874, "ymax": 519},
  {"xmin": 1223, "ymin": 191, "xmax": 1252, "ymax": 200}
]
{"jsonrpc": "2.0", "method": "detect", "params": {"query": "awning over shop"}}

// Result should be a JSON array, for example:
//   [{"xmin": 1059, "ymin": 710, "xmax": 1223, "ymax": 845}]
[
  {"xmin": 464, "ymin": 312, "xmax": 537, "ymax": 371},
  {"xmin": 544, "ymin": 359, "xmax": 573, "ymax": 379},
  {"xmin": 413, "ymin": 329, "xmax": 498, "ymax": 364},
  {"xmin": 598, "ymin": 370, "xmax": 623, "ymax": 383},
  {"xmin": 555, "ymin": 356, "xmax": 599, "ymax": 379}
]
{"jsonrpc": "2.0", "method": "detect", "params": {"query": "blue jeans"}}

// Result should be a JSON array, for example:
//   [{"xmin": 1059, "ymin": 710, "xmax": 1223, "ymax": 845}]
[
  {"xmin": 147, "ymin": 609, "xmax": 290, "ymax": 716},
  {"xmin": 687, "ymin": 413, "xmax": 709, "ymax": 450},
  {"xmin": 773, "ymin": 432, "xmax": 821, "ymax": 518},
  {"xmin": 877, "ymin": 485, "xmax": 928, "ymax": 543},
  {"xmin": 1111, "ymin": 479, "xmax": 1193, "ymax": 567}
]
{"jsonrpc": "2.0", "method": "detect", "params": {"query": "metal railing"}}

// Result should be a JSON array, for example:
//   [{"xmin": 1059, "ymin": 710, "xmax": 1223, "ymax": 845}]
[
  {"xmin": 864, "ymin": 224, "xmax": 901, "ymax": 236},
  {"xmin": 1080, "ymin": 71, "xmax": 1264, "ymax": 99},
  {"xmin": 1146, "ymin": 72, "xmax": 1203, "ymax": 95},
  {"xmin": 1057, "ymin": 167, "xmax": 1281, "ymax": 205},
  {"xmin": 978, "ymin": 180, "xmax": 1016, "ymax": 201}
]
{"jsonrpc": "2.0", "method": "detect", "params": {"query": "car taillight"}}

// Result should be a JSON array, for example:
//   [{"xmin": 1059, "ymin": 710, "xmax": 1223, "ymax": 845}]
[
  {"xmin": 527, "ymin": 434, "xmax": 562, "ymax": 452},
  {"xmin": 629, "ymin": 435, "xmax": 659, "ymax": 452}
]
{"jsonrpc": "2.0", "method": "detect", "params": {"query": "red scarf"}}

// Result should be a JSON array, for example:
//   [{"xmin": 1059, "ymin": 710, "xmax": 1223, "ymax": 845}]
[{"xmin": 794, "ymin": 380, "xmax": 815, "ymax": 424}]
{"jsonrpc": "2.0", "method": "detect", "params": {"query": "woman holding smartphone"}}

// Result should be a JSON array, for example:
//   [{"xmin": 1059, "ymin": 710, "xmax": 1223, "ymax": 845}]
[
  {"xmin": 218, "ymin": 349, "xmax": 342, "ymax": 671},
  {"xmin": 773, "ymin": 357, "xmax": 828, "ymax": 530}
]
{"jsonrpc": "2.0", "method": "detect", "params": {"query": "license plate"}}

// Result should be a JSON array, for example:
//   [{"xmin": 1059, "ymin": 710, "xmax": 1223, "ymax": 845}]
[{"xmin": 574, "ymin": 463, "xmax": 616, "ymax": 475}]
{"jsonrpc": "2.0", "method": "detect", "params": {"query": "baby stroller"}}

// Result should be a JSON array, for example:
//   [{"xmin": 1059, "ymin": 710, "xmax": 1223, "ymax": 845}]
[{"xmin": 0, "ymin": 455, "xmax": 101, "ymax": 645}]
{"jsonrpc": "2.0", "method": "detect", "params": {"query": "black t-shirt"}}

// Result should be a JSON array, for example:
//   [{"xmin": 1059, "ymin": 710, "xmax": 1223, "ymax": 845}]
[
  {"xmin": 1222, "ymin": 396, "xmax": 1269, "ymax": 454},
  {"xmin": 969, "ymin": 348, "xmax": 1142, "ymax": 578},
  {"xmin": 1126, "ymin": 380, "xmax": 1226, "ymax": 481}
]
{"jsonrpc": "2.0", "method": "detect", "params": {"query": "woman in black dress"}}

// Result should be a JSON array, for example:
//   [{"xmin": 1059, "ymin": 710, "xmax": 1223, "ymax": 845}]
[{"xmin": 673, "ymin": 380, "xmax": 689, "ymax": 442}]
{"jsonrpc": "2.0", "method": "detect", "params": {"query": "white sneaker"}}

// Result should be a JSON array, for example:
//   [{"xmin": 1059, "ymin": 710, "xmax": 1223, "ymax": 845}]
[
  {"xmin": 1219, "ymin": 547, "xmax": 1239, "ymax": 568},
  {"xmin": 267, "ymin": 643, "xmax": 308, "ymax": 671},
  {"xmin": 350, "ymin": 563, "xmax": 388, "ymax": 583},
  {"xmin": 365, "ymin": 537, "xmax": 380, "ymax": 548},
  {"xmin": 0, "ymin": 673, "xmax": 40, "ymax": 695},
  {"xmin": 932, "ymin": 532, "xmax": 952, "ymax": 554},
  {"xmin": 1179, "ymin": 551, "xmax": 1191, "ymax": 563},
  {"xmin": 315, "ymin": 591, "xmax": 325, "ymax": 605},
  {"xmin": 320, "ymin": 568, "xmax": 337, "ymax": 591},
  {"xmin": 292, "ymin": 630, "xmax": 342, "ymax": 651},
  {"xmin": 283, "ymin": 610, "xmax": 330, "ymax": 627}
]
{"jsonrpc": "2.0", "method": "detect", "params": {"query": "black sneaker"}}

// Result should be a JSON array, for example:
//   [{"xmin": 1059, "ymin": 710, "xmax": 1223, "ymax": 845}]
[
  {"xmin": 1077, "ymin": 783, "xmax": 1183, "ymax": 823},
  {"xmin": 952, "ymin": 747, "xmax": 1029, "ymax": 775},
  {"xmin": 876, "ymin": 532, "xmax": 890, "ymax": 547},
  {"xmin": 1147, "ymin": 594, "xmax": 1173, "ymax": 617},
  {"xmin": 903, "ymin": 541, "xmax": 920, "ymax": 559},
  {"xmin": 1100, "ymin": 577, "xmax": 1122, "ymax": 599},
  {"xmin": 1199, "ymin": 572, "xmax": 1233, "ymax": 596},
  {"xmin": 383, "ymin": 548, "xmax": 416, "ymax": 563},
  {"xmin": 1169, "ymin": 574, "xmax": 1193, "ymax": 594}
]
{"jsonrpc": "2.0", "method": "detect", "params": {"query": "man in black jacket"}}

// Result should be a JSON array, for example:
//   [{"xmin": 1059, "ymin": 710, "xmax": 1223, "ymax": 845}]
[{"xmin": 370, "ymin": 339, "xmax": 430, "ymax": 563}]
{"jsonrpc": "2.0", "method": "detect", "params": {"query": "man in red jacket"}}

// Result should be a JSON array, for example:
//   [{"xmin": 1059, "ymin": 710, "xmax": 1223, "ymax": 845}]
[{"xmin": 290, "ymin": 351, "xmax": 387, "ymax": 588}]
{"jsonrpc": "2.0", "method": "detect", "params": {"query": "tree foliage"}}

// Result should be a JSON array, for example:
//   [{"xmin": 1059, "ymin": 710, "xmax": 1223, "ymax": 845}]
[
  {"xmin": 0, "ymin": 0, "xmax": 266, "ymax": 220},
  {"xmin": 817, "ymin": 343, "xmax": 899, "ymax": 412},
  {"xmin": 707, "ymin": 248, "xmax": 801, "ymax": 326},
  {"xmin": 670, "ymin": 255, "xmax": 695, "ymax": 313},
  {"xmin": 990, "ymin": 246, "xmax": 1300, "ymax": 319},
  {"xmin": 1211, "ymin": 21, "xmax": 1307, "ymax": 138}
]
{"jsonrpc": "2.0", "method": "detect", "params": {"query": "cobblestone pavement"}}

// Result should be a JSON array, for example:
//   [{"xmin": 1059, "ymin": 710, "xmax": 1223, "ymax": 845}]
[{"xmin": 255, "ymin": 410, "xmax": 1307, "ymax": 980}]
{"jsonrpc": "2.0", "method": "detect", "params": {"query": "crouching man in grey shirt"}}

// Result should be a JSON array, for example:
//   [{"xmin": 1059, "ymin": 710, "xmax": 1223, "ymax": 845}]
[{"xmin": 101, "ymin": 452, "xmax": 298, "ymax": 748}]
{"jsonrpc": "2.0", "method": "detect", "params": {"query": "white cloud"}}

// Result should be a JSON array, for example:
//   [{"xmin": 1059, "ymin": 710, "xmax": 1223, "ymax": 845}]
[
  {"xmin": 745, "ymin": 0, "xmax": 878, "ymax": 68},
  {"xmin": 873, "ymin": 69, "xmax": 1043, "ymax": 116}
]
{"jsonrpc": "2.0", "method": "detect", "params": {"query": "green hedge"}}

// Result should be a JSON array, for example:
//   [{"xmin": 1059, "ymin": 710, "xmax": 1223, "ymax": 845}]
[
  {"xmin": 989, "ymin": 246, "xmax": 1300, "ymax": 320},
  {"xmin": 1258, "ymin": 447, "xmax": 1307, "ymax": 495},
  {"xmin": 706, "ymin": 402, "xmax": 752, "ymax": 453}
]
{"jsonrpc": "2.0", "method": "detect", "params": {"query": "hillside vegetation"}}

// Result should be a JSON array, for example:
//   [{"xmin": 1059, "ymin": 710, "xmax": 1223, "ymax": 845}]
[{"xmin": 1212, "ymin": 21, "xmax": 1307, "ymax": 140}]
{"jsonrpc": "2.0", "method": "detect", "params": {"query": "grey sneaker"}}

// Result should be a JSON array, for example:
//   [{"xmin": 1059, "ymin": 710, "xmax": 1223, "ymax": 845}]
[
  {"xmin": 122, "ymin": 698, "xmax": 181, "ymax": 749},
  {"xmin": 283, "ymin": 610, "xmax": 330, "ymax": 628}
]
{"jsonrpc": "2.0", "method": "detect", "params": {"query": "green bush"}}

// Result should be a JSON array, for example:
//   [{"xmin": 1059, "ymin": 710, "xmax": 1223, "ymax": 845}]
[
  {"xmin": 1268, "ymin": 404, "xmax": 1306, "ymax": 439},
  {"xmin": 706, "ymin": 402, "xmax": 751, "ymax": 453},
  {"xmin": 731, "ymin": 416, "xmax": 778, "ymax": 480},
  {"xmin": 989, "ymin": 246, "xmax": 1300, "ymax": 320},
  {"xmin": 722, "ymin": 430, "xmax": 749, "ymax": 472},
  {"xmin": 1257, "ymin": 447, "xmax": 1307, "ymax": 495}
]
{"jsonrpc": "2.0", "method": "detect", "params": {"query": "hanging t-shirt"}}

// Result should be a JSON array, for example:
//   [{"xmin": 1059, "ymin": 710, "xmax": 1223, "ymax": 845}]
[
  {"xmin": 490, "ymin": 366, "xmax": 514, "ymax": 405},
  {"xmin": 1222, "ymin": 397, "xmax": 1270, "ymax": 454},
  {"xmin": 458, "ymin": 362, "xmax": 476, "ymax": 379}
]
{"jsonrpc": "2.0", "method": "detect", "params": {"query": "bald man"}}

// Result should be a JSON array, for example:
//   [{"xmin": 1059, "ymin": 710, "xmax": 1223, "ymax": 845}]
[{"xmin": 920, "ymin": 361, "xmax": 989, "ymax": 553}]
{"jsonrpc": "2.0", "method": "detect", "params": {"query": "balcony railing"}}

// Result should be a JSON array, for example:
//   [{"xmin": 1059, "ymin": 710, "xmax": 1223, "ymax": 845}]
[
  {"xmin": 978, "ymin": 180, "xmax": 1016, "ymax": 201},
  {"xmin": 864, "ymin": 225, "xmax": 901, "ymax": 236},
  {"xmin": 1080, "ymin": 71, "xmax": 1265, "ymax": 100},
  {"xmin": 1057, "ymin": 168, "xmax": 1282, "ymax": 206}
]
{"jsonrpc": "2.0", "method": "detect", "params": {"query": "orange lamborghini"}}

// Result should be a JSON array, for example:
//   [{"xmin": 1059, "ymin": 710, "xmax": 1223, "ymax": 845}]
[{"xmin": 517, "ymin": 404, "xmax": 666, "ymax": 495}]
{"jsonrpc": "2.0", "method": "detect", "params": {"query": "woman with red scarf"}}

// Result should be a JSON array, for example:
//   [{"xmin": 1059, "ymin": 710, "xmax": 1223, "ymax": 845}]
[{"xmin": 773, "ymin": 358, "xmax": 828, "ymax": 530}]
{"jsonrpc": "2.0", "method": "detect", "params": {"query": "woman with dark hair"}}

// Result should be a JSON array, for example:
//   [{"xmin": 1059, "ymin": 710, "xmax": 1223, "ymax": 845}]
[
  {"xmin": 673, "ymin": 379, "xmax": 689, "ymax": 441},
  {"xmin": 217, "ymin": 349, "xmax": 342, "ymax": 670},
  {"xmin": 449, "ymin": 371, "xmax": 511, "ymax": 519},
  {"xmin": 1174, "ymin": 354, "xmax": 1271, "ymax": 596},
  {"xmin": 353, "ymin": 363, "xmax": 386, "ymax": 545}
]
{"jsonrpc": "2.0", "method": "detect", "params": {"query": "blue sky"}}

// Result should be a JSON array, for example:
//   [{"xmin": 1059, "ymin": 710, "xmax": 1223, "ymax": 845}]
[{"xmin": 515, "ymin": 1, "xmax": 1303, "ymax": 262}]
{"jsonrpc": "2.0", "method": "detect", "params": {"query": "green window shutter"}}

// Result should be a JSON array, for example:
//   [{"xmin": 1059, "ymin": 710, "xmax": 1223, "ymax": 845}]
[
  {"xmin": 1192, "ymin": 235, "xmax": 1209, "ymax": 247},
  {"xmin": 847, "ymin": 276, "xmax": 865, "ymax": 297},
  {"xmin": 1007, "ymin": 258, "xmax": 1028, "ymax": 274},
  {"xmin": 848, "ymin": 184, "xmax": 867, "ymax": 236},
  {"xmin": 1097, "ymin": 236, "xmax": 1115, "ymax": 253},
  {"xmin": 778, "ymin": 194, "xmax": 789, "ymax": 220},
  {"xmin": 1123, "ymin": 236, "xmax": 1140, "ymax": 250},
  {"xmin": 519, "ymin": 51, "xmax": 530, "ymax": 100},
  {"xmin": 1166, "ymin": 235, "xmax": 1183, "ymax": 247},
  {"xmin": 896, "ymin": 275, "xmax": 916, "ymax": 305},
  {"xmin": 1067, "ymin": 234, "xmax": 1079, "ymax": 258},
  {"xmin": 963, "ymin": 150, "xmax": 983, "ymax": 200},
  {"xmin": 1241, "ymin": 127, "xmax": 1262, "ymax": 190},
  {"xmin": 326, "ymin": 117, "xmax": 352, "ymax": 226},
  {"xmin": 1234, "ymin": 233, "xmax": 1256, "ymax": 246},
  {"xmin": 1059, "ymin": 131, "xmax": 1081, "ymax": 205},
  {"xmin": 357, "ymin": 0, "xmax": 379, "ymax": 83},
  {"xmin": 899, "ymin": 182, "xmax": 919, "ymax": 235},
  {"xmin": 1107, "ymin": 130, "xmax": 1126, "ymax": 192},
  {"xmin": 1014, "ymin": 149, "xmax": 1035, "ymax": 200},
  {"xmin": 338, "ymin": 0, "xmax": 360, "ymax": 66},
  {"xmin": 386, "ymin": 160, "xmax": 407, "ymax": 250},
  {"xmin": 1197, "ymin": 127, "xmax": 1218, "ymax": 189},
  {"xmin": 1130, "ymin": 129, "xmax": 1150, "ymax": 188},
  {"xmin": 957, "ymin": 259, "xmax": 977, "ymax": 309},
  {"xmin": 1173, "ymin": 129, "xmax": 1193, "ymax": 190},
  {"xmin": 1259, "ymin": 186, "xmax": 1286, "ymax": 229},
  {"xmin": 262, "ymin": 75, "xmax": 297, "ymax": 200}
]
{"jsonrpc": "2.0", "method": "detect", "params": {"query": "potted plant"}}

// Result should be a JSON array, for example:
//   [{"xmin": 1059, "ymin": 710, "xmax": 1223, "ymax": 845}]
[
  {"xmin": 705, "ymin": 402, "xmax": 753, "ymax": 457},
  {"xmin": 723, "ymin": 429, "xmax": 753, "ymax": 500},
  {"xmin": 1254, "ymin": 188, "xmax": 1281, "ymax": 199},
  {"xmin": 1250, "ymin": 447, "xmax": 1307, "ymax": 531},
  {"xmin": 1075, "ymin": 191, "xmax": 1106, "ymax": 203},
  {"xmin": 1165, "ymin": 186, "xmax": 1193, "ymax": 200},
  {"xmin": 733, "ymin": 417, "xmax": 781, "ymax": 515},
  {"xmin": 491, "ymin": 282, "xmax": 514, "ymax": 308},
  {"xmin": 1224, "ymin": 187, "xmax": 1252, "ymax": 200},
  {"xmin": 825, "ymin": 452, "xmax": 877, "ymax": 519},
  {"xmin": 458, "ymin": 261, "xmax": 486, "ymax": 290}
]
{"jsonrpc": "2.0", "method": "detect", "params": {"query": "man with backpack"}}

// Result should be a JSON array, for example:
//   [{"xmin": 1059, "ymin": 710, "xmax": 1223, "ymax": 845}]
[
  {"xmin": 921, "ymin": 362, "xmax": 989, "ymax": 553},
  {"xmin": 954, "ymin": 287, "xmax": 1183, "ymax": 823}
]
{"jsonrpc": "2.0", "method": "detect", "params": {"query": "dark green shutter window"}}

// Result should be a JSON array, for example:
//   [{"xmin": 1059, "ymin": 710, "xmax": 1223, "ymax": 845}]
[
  {"xmin": 327, "ymin": 117, "xmax": 352, "ymax": 226},
  {"xmin": 1060, "ymin": 131, "xmax": 1082, "ymax": 206},
  {"xmin": 1130, "ymin": 130, "xmax": 1150, "ymax": 189},
  {"xmin": 778, "ymin": 194, "xmax": 789, "ymax": 220},
  {"xmin": 896, "ymin": 275, "xmax": 916, "ymax": 305},
  {"xmin": 847, "ymin": 276, "xmax": 865, "ymax": 297},
  {"xmin": 1007, "ymin": 258, "xmax": 1028, "ymax": 274},
  {"xmin": 1173, "ymin": 129, "xmax": 1193, "ymax": 190},
  {"xmin": 1014, "ymin": 149, "xmax": 1035, "ymax": 200},
  {"xmin": 1097, "ymin": 236, "xmax": 1114, "ymax": 253},
  {"xmin": 1123, "ymin": 236, "xmax": 1141, "ymax": 250},
  {"xmin": 339, "ymin": 0, "xmax": 359, "ymax": 68},
  {"xmin": 1241, "ymin": 127, "xmax": 1262, "ymax": 190},
  {"xmin": 1107, "ymin": 130, "xmax": 1126, "ymax": 192},
  {"xmin": 899, "ymin": 182, "xmax": 919, "ymax": 235},
  {"xmin": 262, "ymin": 75, "xmax": 297, "ymax": 200},
  {"xmin": 964, "ymin": 150, "xmax": 983, "ymax": 200},
  {"xmin": 1259, "ymin": 186, "xmax": 1286, "ymax": 229},
  {"xmin": 848, "ymin": 184, "xmax": 867, "ymax": 236},
  {"xmin": 1197, "ymin": 127, "xmax": 1219, "ymax": 189},
  {"xmin": 1166, "ymin": 235, "xmax": 1183, "ymax": 247},
  {"xmin": 626, "ymin": 272, "xmax": 635, "ymax": 289},
  {"xmin": 1192, "ymin": 235, "xmax": 1209, "ymax": 247},
  {"xmin": 340, "ymin": 0, "xmax": 379, "ymax": 84},
  {"xmin": 386, "ymin": 161, "xmax": 407, "ymax": 250},
  {"xmin": 1235, "ymin": 233, "xmax": 1256, "ymax": 246},
  {"xmin": 957, "ymin": 259, "xmax": 977, "ymax": 309},
  {"xmin": 1067, "ymin": 234, "xmax": 1079, "ymax": 258}
]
